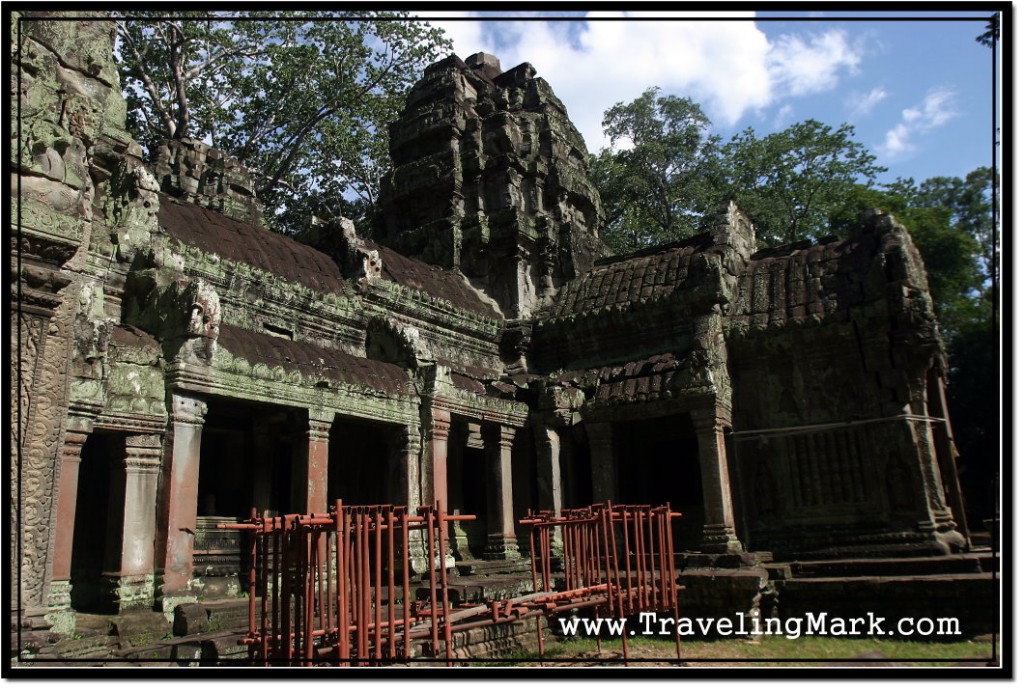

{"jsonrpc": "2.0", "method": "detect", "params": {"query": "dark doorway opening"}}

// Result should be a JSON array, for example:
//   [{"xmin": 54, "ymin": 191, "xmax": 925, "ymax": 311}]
[
  {"xmin": 328, "ymin": 417, "xmax": 395, "ymax": 506},
  {"xmin": 70, "ymin": 432, "xmax": 122, "ymax": 613},
  {"xmin": 196, "ymin": 398, "xmax": 302, "ymax": 594},
  {"xmin": 615, "ymin": 413, "xmax": 704, "ymax": 550},
  {"xmin": 459, "ymin": 446, "xmax": 487, "ymax": 557},
  {"xmin": 564, "ymin": 426, "xmax": 593, "ymax": 509}
]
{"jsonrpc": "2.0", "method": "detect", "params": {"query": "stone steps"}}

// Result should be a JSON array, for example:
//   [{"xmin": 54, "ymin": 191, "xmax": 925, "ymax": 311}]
[
  {"xmin": 775, "ymin": 571, "xmax": 997, "ymax": 638},
  {"xmin": 774, "ymin": 553, "xmax": 993, "ymax": 579},
  {"xmin": 418, "ymin": 576, "xmax": 536, "ymax": 605},
  {"xmin": 456, "ymin": 559, "xmax": 534, "ymax": 577}
]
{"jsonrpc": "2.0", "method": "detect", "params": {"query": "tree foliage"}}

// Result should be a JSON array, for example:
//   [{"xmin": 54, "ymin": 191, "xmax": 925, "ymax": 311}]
[
  {"xmin": 115, "ymin": 12, "xmax": 451, "ymax": 233},
  {"xmin": 591, "ymin": 91, "xmax": 887, "ymax": 252},
  {"xmin": 976, "ymin": 13, "xmax": 1000, "ymax": 48},
  {"xmin": 590, "ymin": 88, "xmax": 722, "ymax": 253},
  {"xmin": 720, "ymin": 120, "xmax": 886, "ymax": 245}
]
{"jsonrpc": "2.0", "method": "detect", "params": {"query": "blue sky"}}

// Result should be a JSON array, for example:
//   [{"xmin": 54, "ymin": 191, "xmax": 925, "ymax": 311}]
[{"xmin": 420, "ymin": 10, "xmax": 999, "ymax": 187}]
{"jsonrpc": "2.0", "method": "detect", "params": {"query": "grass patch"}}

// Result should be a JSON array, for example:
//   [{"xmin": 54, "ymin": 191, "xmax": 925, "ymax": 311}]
[{"xmin": 472, "ymin": 635, "xmax": 995, "ymax": 667}]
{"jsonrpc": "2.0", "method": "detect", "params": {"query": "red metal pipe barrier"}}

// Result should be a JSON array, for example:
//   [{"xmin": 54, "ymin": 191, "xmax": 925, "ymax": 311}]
[{"xmin": 219, "ymin": 501, "xmax": 682, "ymax": 665}]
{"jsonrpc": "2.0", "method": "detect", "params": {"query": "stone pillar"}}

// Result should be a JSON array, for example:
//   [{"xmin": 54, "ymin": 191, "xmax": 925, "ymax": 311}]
[
  {"xmin": 902, "ymin": 384, "xmax": 965, "ymax": 553},
  {"xmin": 303, "ymin": 411, "xmax": 333, "ymax": 514},
  {"xmin": 426, "ymin": 409, "xmax": 450, "ymax": 512},
  {"xmin": 692, "ymin": 409, "xmax": 744, "ymax": 554},
  {"xmin": 393, "ymin": 423, "xmax": 423, "ymax": 511},
  {"xmin": 929, "ymin": 376, "xmax": 970, "ymax": 549},
  {"xmin": 392, "ymin": 424, "xmax": 427, "ymax": 572},
  {"xmin": 534, "ymin": 424, "xmax": 563, "ymax": 555},
  {"xmin": 160, "ymin": 393, "xmax": 206, "ymax": 607},
  {"xmin": 107, "ymin": 434, "xmax": 162, "ymax": 611},
  {"xmin": 483, "ymin": 425, "xmax": 521, "ymax": 560},
  {"xmin": 46, "ymin": 417, "xmax": 92, "ymax": 634},
  {"xmin": 588, "ymin": 422, "xmax": 615, "ymax": 503}
]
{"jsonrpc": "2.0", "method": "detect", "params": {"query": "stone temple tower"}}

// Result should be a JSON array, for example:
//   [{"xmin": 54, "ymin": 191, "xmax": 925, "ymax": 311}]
[{"xmin": 376, "ymin": 52, "xmax": 607, "ymax": 319}]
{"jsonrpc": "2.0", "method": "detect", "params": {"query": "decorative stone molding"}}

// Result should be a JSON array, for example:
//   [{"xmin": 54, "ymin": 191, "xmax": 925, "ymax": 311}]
[
  {"xmin": 124, "ymin": 434, "xmax": 163, "ymax": 474},
  {"xmin": 170, "ymin": 392, "xmax": 207, "ymax": 426}
]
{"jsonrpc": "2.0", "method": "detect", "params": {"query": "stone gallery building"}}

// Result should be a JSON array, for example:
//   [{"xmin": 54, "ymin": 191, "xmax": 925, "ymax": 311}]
[{"xmin": 13, "ymin": 17, "xmax": 969, "ymax": 633}]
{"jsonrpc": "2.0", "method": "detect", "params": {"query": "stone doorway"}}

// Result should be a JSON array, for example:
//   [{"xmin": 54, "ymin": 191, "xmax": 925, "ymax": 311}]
[
  {"xmin": 194, "ymin": 398, "xmax": 304, "ymax": 596},
  {"xmin": 327, "ymin": 417, "xmax": 398, "ymax": 506},
  {"xmin": 448, "ymin": 423, "xmax": 487, "ymax": 560},
  {"xmin": 563, "ymin": 425, "xmax": 593, "ymax": 508},
  {"xmin": 69, "ymin": 432, "xmax": 121, "ymax": 613},
  {"xmin": 614, "ymin": 413, "xmax": 704, "ymax": 550}
]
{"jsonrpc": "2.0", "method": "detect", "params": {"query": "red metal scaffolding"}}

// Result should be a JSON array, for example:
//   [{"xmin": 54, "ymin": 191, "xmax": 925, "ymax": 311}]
[{"xmin": 219, "ymin": 501, "xmax": 682, "ymax": 666}]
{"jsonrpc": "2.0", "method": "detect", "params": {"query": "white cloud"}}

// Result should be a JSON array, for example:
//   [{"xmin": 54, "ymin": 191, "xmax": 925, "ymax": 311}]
[
  {"xmin": 848, "ymin": 86, "xmax": 888, "ymax": 118},
  {"xmin": 878, "ymin": 87, "xmax": 957, "ymax": 159},
  {"xmin": 767, "ymin": 30, "xmax": 861, "ymax": 97},
  {"xmin": 773, "ymin": 104, "xmax": 796, "ymax": 129},
  {"xmin": 420, "ymin": 14, "xmax": 866, "ymax": 153}
]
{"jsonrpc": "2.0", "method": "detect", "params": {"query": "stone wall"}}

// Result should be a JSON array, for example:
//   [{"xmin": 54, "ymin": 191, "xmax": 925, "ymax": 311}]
[
  {"xmin": 151, "ymin": 138, "xmax": 265, "ymax": 228},
  {"xmin": 725, "ymin": 213, "xmax": 962, "ymax": 556},
  {"xmin": 12, "ymin": 12, "xmax": 145, "ymax": 627}
]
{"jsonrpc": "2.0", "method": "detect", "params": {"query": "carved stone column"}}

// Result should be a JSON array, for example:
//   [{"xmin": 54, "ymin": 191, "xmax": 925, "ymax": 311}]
[
  {"xmin": 392, "ymin": 423, "xmax": 423, "ymax": 511},
  {"xmin": 534, "ymin": 424, "xmax": 563, "ymax": 555},
  {"xmin": 160, "ymin": 392, "xmax": 206, "ymax": 608},
  {"xmin": 303, "ymin": 411, "xmax": 333, "ymax": 514},
  {"xmin": 483, "ymin": 425, "xmax": 521, "ymax": 560},
  {"xmin": 107, "ymin": 434, "xmax": 162, "ymax": 611},
  {"xmin": 46, "ymin": 417, "xmax": 92, "ymax": 633},
  {"xmin": 426, "ymin": 409, "xmax": 450, "ymax": 512},
  {"xmin": 902, "ymin": 384, "xmax": 966, "ymax": 553},
  {"xmin": 692, "ymin": 409, "xmax": 744, "ymax": 554},
  {"xmin": 588, "ymin": 422, "xmax": 615, "ymax": 503},
  {"xmin": 928, "ymin": 375, "xmax": 970, "ymax": 549},
  {"xmin": 392, "ymin": 424, "xmax": 426, "ymax": 572}
]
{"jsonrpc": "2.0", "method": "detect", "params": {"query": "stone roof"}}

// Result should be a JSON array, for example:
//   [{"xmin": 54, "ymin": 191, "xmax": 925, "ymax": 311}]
[
  {"xmin": 159, "ymin": 194, "xmax": 348, "ymax": 294},
  {"xmin": 160, "ymin": 194, "xmax": 503, "ymax": 320},
  {"xmin": 543, "ymin": 235, "xmax": 713, "ymax": 320},
  {"xmin": 729, "ymin": 232, "xmax": 888, "ymax": 330},
  {"xmin": 543, "ymin": 225, "xmax": 904, "ymax": 333},
  {"xmin": 449, "ymin": 371, "xmax": 487, "ymax": 395},
  {"xmin": 365, "ymin": 240, "xmax": 503, "ymax": 319},
  {"xmin": 218, "ymin": 324, "xmax": 413, "ymax": 395}
]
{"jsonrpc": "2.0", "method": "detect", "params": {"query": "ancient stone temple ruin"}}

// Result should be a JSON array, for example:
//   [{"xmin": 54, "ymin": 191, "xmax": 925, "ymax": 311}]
[{"xmin": 13, "ymin": 16, "xmax": 980, "ymax": 647}]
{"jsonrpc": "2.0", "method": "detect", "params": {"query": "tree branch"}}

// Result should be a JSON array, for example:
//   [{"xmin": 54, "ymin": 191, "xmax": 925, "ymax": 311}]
[{"xmin": 116, "ymin": 21, "xmax": 178, "ymax": 138}]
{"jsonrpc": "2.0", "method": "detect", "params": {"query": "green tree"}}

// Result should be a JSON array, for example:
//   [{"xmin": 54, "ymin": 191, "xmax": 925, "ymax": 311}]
[
  {"xmin": 591, "ymin": 87, "xmax": 722, "ymax": 253},
  {"xmin": 722, "ymin": 120, "xmax": 886, "ymax": 245},
  {"xmin": 976, "ymin": 12, "xmax": 999, "ymax": 47},
  {"xmin": 916, "ymin": 167, "xmax": 999, "ymax": 288},
  {"xmin": 115, "ymin": 12, "xmax": 451, "ymax": 233}
]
